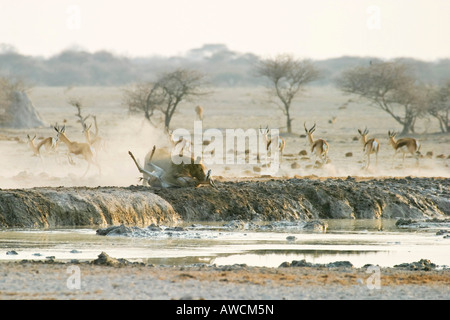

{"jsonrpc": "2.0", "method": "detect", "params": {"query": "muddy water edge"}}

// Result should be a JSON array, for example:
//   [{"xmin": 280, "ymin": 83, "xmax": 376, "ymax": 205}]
[{"xmin": 0, "ymin": 177, "xmax": 448, "ymax": 228}]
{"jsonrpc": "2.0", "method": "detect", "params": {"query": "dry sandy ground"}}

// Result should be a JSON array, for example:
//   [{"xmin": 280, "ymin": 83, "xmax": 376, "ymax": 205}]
[
  {"xmin": 0, "ymin": 86, "xmax": 448, "ymax": 302},
  {"xmin": 0, "ymin": 261, "xmax": 448, "ymax": 300},
  {"xmin": 0, "ymin": 86, "xmax": 448, "ymax": 189}
]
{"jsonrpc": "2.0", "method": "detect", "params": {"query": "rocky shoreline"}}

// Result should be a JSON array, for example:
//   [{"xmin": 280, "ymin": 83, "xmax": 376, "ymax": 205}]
[{"xmin": 0, "ymin": 177, "xmax": 448, "ymax": 228}]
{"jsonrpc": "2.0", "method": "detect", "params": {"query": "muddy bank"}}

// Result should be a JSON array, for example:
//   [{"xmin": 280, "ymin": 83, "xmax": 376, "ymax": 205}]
[
  {"xmin": 0, "ymin": 186, "xmax": 179, "ymax": 228},
  {"xmin": 152, "ymin": 177, "xmax": 449, "ymax": 221},
  {"xmin": 0, "ymin": 177, "xmax": 448, "ymax": 228}
]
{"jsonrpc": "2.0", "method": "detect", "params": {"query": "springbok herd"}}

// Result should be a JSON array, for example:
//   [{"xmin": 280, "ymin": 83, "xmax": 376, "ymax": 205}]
[{"xmin": 26, "ymin": 112, "xmax": 425, "ymax": 188}]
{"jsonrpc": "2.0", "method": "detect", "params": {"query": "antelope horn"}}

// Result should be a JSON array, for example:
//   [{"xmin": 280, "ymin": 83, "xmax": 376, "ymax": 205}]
[{"xmin": 206, "ymin": 169, "xmax": 217, "ymax": 188}]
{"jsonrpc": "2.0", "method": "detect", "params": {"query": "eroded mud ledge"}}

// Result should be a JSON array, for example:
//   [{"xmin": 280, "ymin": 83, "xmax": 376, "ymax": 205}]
[{"xmin": 0, "ymin": 177, "xmax": 448, "ymax": 228}]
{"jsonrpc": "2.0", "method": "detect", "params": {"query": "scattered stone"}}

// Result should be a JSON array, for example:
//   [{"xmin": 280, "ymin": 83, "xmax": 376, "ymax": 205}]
[
  {"xmin": 96, "ymin": 224, "xmax": 134, "ymax": 236},
  {"xmin": 146, "ymin": 224, "xmax": 162, "ymax": 231},
  {"xmin": 436, "ymin": 154, "xmax": 445, "ymax": 159},
  {"xmin": 279, "ymin": 259, "xmax": 353, "ymax": 268},
  {"xmin": 70, "ymin": 249, "xmax": 82, "ymax": 254},
  {"xmin": 6, "ymin": 250, "xmax": 18, "ymax": 255},
  {"xmin": 291, "ymin": 259, "xmax": 314, "ymax": 267},
  {"xmin": 92, "ymin": 252, "xmax": 131, "ymax": 267},
  {"xmin": 436, "ymin": 230, "xmax": 449, "ymax": 236},
  {"xmin": 286, "ymin": 236, "xmax": 297, "ymax": 242},
  {"xmin": 290, "ymin": 162, "xmax": 300, "ymax": 169},
  {"xmin": 395, "ymin": 218, "xmax": 414, "ymax": 227},
  {"xmin": 253, "ymin": 166, "xmax": 261, "ymax": 172},
  {"xmin": 165, "ymin": 226, "xmax": 185, "ymax": 232},
  {"xmin": 218, "ymin": 264, "xmax": 248, "ymax": 271},
  {"xmin": 303, "ymin": 220, "xmax": 328, "ymax": 233},
  {"xmin": 298, "ymin": 150, "xmax": 308, "ymax": 156},
  {"xmin": 394, "ymin": 259, "xmax": 437, "ymax": 271},
  {"xmin": 279, "ymin": 261, "xmax": 291, "ymax": 268},
  {"xmin": 327, "ymin": 261, "xmax": 353, "ymax": 268},
  {"xmin": 223, "ymin": 220, "xmax": 257, "ymax": 230},
  {"xmin": 395, "ymin": 218, "xmax": 450, "ymax": 230},
  {"xmin": 345, "ymin": 152, "xmax": 353, "ymax": 157}
]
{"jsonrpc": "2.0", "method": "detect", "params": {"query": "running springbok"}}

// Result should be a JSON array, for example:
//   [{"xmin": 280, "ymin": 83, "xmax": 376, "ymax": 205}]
[
  {"xmin": 128, "ymin": 146, "xmax": 216, "ymax": 188},
  {"xmin": 54, "ymin": 125, "xmax": 101, "ymax": 176},
  {"xmin": 27, "ymin": 134, "xmax": 58, "ymax": 157},
  {"xmin": 358, "ymin": 128, "xmax": 380, "ymax": 169},
  {"xmin": 259, "ymin": 125, "xmax": 285, "ymax": 158},
  {"xmin": 195, "ymin": 105, "xmax": 204, "ymax": 121},
  {"xmin": 83, "ymin": 121, "xmax": 104, "ymax": 154},
  {"xmin": 166, "ymin": 128, "xmax": 192, "ymax": 155},
  {"xmin": 304, "ymin": 122, "xmax": 329, "ymax": 166},
  {"xmin": 388, "ymin": 130, "xmax": 420, "ymax": 165}
]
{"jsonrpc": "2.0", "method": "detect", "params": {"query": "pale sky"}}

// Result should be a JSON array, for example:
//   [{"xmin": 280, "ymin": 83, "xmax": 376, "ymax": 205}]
[{"xmin": 0, "ymin": 0, "xmax": 449, "ymax": 60}]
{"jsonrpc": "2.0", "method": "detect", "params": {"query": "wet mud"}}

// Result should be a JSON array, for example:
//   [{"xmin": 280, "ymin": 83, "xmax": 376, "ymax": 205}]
[{"xmin": 0, "ymin": 176, "xmax": 448, "ymax": 228}]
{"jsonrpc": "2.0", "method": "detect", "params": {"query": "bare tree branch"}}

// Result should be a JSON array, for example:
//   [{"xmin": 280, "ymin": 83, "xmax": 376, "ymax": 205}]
[
  {"xmin": 336, "ymin": 61, "xmax": 422, "ymax": 135},
  {"xmin": 255, "ymin": 54, "xmax": 320, "ymax": 133},
  {"xmin": 123, "ymin": 69, "xmax": 208, "ymax": 129}
]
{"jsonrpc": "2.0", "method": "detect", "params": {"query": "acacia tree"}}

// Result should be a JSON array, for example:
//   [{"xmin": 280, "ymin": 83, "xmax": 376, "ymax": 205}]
[
  {"xmin": 124, "ymin": 68, "xmax": 207, "ymax": 129},
  {"xmin": 425, "ymin": 80, "xmax": 450, "ymax": 133},
  {"xmin": 337, "ymin": 61, "xmax": 422, "ymax": 135},
  {"xmin": 255, "ymin": 55, "xmax": 320, "ymax": 133}
]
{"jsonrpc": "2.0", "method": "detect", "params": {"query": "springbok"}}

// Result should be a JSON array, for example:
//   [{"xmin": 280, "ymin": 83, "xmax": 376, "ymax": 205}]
[
  {"xmin": 83, "ymin": 122, "xmax": 104, "ymax": 154},
  {"xmin": 304, "ymin": 122, "xmax": 329, "ymax": 166},
  {"xmin": 27, "ymin": 134, "xmax": 58, "ymax": 157},
  {"xmin": 54, "ymin": 125, "xmax": 101, "ymax": 176},
  {"xmin": 259, "ymin": 125, "xmax": 285, "ymax": 158},
  {"xmin": 166, "ymin": 128, "xmax": 192, "ymax": 155},
  {"xmin": 195, "ymin": 105, "xmax": 204, "ymax": 121},
  {"xmin": 388, "ymin": 131, "xmax": 420, "ymax": 166},
  {"xmin": 128, "ymin": 146, "xmax": 216, "ymax": 188},
  {"xmin": 358, "ymin": 128, "xmax": 380, "ymax": 169}
]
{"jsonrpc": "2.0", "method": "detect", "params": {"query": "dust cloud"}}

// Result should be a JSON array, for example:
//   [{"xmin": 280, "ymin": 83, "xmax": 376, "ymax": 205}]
[
  {"xmin": 0, "ymin": 86, "xmax": 448, "ymax": 190},
  {"xmin": 0, "ymin": 117, "xmax": 170, "ymax": 189}
]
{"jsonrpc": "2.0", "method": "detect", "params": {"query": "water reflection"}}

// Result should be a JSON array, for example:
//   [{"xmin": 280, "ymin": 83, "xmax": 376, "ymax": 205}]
[{"xmin": 0, "ymin": 220, "xmax": 449, "ymax": 267}]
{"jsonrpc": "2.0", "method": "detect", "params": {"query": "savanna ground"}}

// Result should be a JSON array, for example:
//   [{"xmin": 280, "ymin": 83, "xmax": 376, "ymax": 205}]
[
  {"xmin": 0, "ymin": 260, "xmax": 449, "ymax": 300},
  {"xmin": 0, "ymin": 85, "xmax": 448, "ymax": 189},
  {"xmin": 0, "ymin": 86, "xmax": 449, "ymax": 300}
]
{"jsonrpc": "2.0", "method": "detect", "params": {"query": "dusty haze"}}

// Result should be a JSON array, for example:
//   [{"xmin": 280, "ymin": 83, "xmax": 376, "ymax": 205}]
[{"xmin": 0, "ymin": 86, "xmax": 448, "ymax": 189}]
